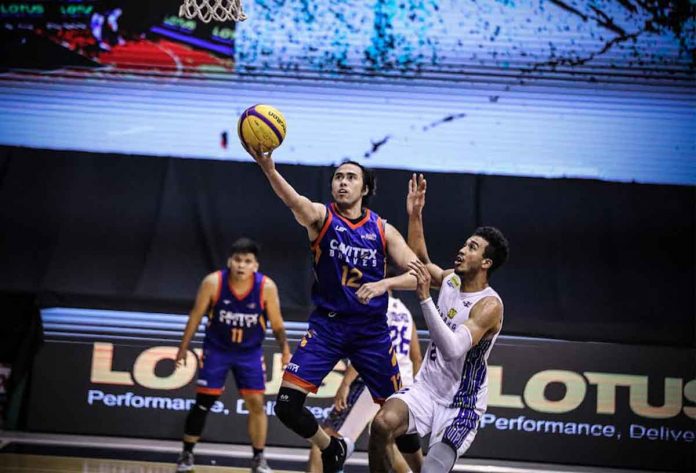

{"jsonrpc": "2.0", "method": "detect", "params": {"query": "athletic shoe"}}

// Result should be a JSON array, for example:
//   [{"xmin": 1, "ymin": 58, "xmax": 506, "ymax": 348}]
[
  {"xmin": 251, "ymin": 454, "xmax": 273, "ymax": 473},
  {"xmin": 343, "ymin": 436, "xmax": 355, "ymax": 460},
  {"xmin": 175, "ymin": 451, "xmax": 194, "ymax": 472},
  {"xmin": 321, "ymin": 436, "xmax": 349, "ymax": 473}
]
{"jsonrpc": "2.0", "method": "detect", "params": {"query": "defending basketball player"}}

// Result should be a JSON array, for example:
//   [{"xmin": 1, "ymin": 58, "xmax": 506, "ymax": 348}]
[
  {"xmin": 306, "ymin": 294, "xmax": 424, "ymax": 473},
  {"xmin": 174, "ymin": 238, "xmax": 292, "ymax": 473},
  {"xmin": 369, "ymin": 174, "xmax": 509, "ymax": 473},
  {"xmin": 243, "ymin": 144, "xmax": 421, "ymax": 473}
]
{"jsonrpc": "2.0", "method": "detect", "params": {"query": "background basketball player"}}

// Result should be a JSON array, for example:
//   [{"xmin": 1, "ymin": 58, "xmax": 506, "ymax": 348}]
[{"xmin": 174, "ymin": 238, "xmax": 292, "ymax": 473}]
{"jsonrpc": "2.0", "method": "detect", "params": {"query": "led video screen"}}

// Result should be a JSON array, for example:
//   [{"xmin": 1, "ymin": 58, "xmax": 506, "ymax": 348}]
[{"xmin": 0, "ymin": 1, "xmax": 694, "ymax": 185}]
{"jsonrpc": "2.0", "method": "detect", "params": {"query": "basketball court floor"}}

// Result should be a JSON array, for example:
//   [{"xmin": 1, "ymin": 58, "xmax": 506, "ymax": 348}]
[{"xmin": 0, "ymin": 431, "xmax": 669, "ymax": 473}]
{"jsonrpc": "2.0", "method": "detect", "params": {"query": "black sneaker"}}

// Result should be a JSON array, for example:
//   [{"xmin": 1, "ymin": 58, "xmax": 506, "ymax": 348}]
[{"xmin": 321, "ymin": 436, "xmax": 348, "ymax": 473}]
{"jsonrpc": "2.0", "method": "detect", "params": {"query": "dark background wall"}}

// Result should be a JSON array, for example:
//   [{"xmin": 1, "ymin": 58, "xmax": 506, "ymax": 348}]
[{"xmin": 1, "ymin": 145, "xmax": 693, "ymax": 347}]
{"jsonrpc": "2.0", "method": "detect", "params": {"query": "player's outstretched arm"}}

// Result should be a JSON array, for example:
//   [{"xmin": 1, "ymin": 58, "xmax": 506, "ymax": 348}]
[
  {"xmin": 409, "ymin": 260, "xmax": 500, "ymax": 361},
  {"xmin": 245, "ymin": 146, "xmax": 325, "ymax": 234},
  {"xmin": 406, "ymin": 174, "xmax": 450, "ymax": 286},
  {"xmin": 176, "ymin": 272, "xmax": 217, "ymax": 368},
  {"xmin": 262, "ymin": 277, "xmax": 292, "ymax": 366}
]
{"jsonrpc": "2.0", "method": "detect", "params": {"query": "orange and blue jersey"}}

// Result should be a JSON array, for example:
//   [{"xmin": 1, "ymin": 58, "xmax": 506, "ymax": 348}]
[
  {"xmin": 283, "ymin": 204, "xmax": 400, "ymax": 401},
  {"xmin": 204, "ymin": 270, "xmax": 267, "ymax": 352},
  {"xmin": 310, "ymin": 203, "xmax": 388, "ymax": 317}
]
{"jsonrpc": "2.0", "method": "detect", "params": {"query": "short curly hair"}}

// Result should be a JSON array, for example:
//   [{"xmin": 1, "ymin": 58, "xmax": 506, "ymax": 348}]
[{"xmin": 473, "ymin": 226, "xmax": 509, "ymax": 275}]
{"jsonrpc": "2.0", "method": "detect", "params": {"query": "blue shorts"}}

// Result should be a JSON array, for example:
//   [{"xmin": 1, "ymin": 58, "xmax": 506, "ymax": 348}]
[
  {"xmin": 197, "ymin": 344, "xmax": 266, "ymax": 396},
  {"xmin": 283, "ymin": 310, "xmax": 401, "ymax": 402}
]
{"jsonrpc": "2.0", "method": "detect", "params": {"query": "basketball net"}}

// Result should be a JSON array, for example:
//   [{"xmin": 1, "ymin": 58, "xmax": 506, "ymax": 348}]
[{"xmin": 179, "ymin": 0, "xmax": 247, "ymax": 23}]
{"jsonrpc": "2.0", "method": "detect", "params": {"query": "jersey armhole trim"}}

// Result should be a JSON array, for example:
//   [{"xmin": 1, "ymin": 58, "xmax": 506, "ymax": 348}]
[
  {"xmin": 311, "ymin": 206, "xmax": 333, "ymax": 251},
  {"xmin": 259, "ymin": 274, "xmax": 267, "ymax": 311},
  {"xmin": 377, "ymin": 218, "xmax": 387, "ymax": 253}
]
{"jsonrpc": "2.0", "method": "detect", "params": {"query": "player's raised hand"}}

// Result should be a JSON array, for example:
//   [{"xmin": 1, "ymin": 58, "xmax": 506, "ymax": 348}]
[
  {"xmin": 243, "ymin": 142, "xmax": 275, "ymax": 173},
  {"xmin": 356, "ymin": 280, "xmax": 387, "ymax": 304},
  {"xmin": 406, "ymin": 173, "xmax": 427, "ymax": 217},
  {"xmin": 408, "ymin": 259, "xmax": 431, "ymax": 301}
]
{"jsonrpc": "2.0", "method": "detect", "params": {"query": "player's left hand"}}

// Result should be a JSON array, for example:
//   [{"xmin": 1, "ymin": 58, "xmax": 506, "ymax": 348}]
[
  {"xmin": 281, "ymin": 350, "xmax": 292, "ymax": 369},
  {"xmin": 356, "ymin": 280, "xmax": 387, "ymax": 304},
  {"xmin": 175, "ymin": 346, "xmax": 188, "ymax": 369},
  {"xmin": 334, "ymin": 384, "xmax": 350, "ymax": 412},
  {"xmin": 406, "ymin": 173, "xmax": 427, "ymax": 216}
]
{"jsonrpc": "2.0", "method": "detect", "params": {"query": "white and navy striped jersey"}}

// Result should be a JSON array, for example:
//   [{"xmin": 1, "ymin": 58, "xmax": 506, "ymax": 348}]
[
  {"xmin": 387, "ymin": 297, "xmax": 415, "ymax": 386},
  {"xmin": 415, "ymin": 273, "xmax": 503, "ymax": 411}
]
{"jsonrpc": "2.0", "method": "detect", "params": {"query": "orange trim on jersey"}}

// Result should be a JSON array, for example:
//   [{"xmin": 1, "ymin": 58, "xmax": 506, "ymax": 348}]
[
  {"xmin": 259, "ymin": 275, "xmax": 267, "ymax": 311},
  {"xmin": 377, "ymin": 218, "xmax": 387, "ymax": 253},
  {"xmin": 196, "ymin": 386, "xmax": 224, "ymax": 396},
  {"xmin": 282, "ymin": 372, "xmax": 319, "ymax": 393},
  {"xmin": 229, "ymin": 272, "xmax": 255, "ymax": 301},
  {"xmin": 330, "ymin": 203, "xmax": 372, "ymax": 230},
  {"xmin": 212, "ymin": 271, "xmax": 223, "ymax": 306},
  {"xmin": 311, "ymin": 207, "xmax": 334, "ymax": 252},
  {"xmin": 239, "ymin": 388, "xmax": 266, "ymax": 396}
]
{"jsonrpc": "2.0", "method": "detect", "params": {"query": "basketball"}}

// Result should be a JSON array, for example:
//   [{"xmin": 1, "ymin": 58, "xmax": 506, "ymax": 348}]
[{"xmin": 237, "ymin": 104, "xmax": 287, "ymax": 153}]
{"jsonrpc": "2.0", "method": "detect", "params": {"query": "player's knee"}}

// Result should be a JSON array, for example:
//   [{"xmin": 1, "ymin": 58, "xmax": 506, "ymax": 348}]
[
  {"xmin": 371, "ymin": 409, "xmax": 397, "ymax": 440},
  {"xmin": 274, "ymin": 387, "xmax": 318, "ymax": 438},
  {"xmin": 243, "ymin": 393, "xmax": 266, "ymax": 415},
  {"xmin": 185, "ymin": 392, "xmax": 218, "ymax": 436},
  {"xmin": 195, "ymin": 392, "xmax": 218, "ymax": 410},
  {"xmin": 273, "ymin": 387, "xmax": 300, "ymax": 422},
  {"xmin": 395, "ymin": 433, "xmax": 421, "ymax": 454}
]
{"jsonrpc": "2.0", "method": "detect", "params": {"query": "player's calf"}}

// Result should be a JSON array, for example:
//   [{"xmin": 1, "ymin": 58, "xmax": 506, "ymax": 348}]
[{"xmin": 420, "ymin": 442, "xmax": 457, "ymax": 473}]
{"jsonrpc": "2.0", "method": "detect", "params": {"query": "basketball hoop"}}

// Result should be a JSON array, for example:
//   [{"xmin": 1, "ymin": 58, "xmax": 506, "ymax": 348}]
[{"xmin": 179, "ymin": 0, "xmax": 247, "ymax": 23}]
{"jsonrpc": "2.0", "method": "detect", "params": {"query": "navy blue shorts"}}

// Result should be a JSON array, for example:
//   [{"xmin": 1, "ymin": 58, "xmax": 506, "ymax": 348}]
[
  {"xmin": 197, "ymin": 344, "xmax": 266, "ymax": 396},
  {"xmin": 283, "ymin": 310, "xmax": 401, "ymax": 402}
]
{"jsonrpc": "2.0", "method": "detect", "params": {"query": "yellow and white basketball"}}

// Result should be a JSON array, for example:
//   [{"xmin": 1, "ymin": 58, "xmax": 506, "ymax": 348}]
[{"xmin": 237, "ymin": 104, "xmax": 287, "ymax": 153}]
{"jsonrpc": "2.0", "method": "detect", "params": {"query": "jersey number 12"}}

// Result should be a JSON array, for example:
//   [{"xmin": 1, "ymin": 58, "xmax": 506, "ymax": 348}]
[{"xmin": 341, "ymin": 265, "xmax": 363, "ymax": 288}]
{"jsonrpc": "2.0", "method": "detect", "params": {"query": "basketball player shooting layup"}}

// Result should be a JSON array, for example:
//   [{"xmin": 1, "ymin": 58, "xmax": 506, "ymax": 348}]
[
  {"xmin": 244, "ymin": 145, "xmax": 422, "ymax": 473},
  {"xmin": 369, "ymin": 174, "xmax": 509, "ymax": 473}
]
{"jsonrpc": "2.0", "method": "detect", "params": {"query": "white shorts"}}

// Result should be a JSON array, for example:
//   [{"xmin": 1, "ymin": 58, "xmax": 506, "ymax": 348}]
[
  {"xmin": 329, "ymin": 372, "xmax": 414, "ymax": 442},
  {"xmin": 389, "ymin": 381, "xmax": 480, "ymax": 456}
]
